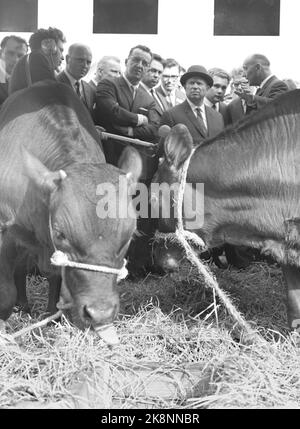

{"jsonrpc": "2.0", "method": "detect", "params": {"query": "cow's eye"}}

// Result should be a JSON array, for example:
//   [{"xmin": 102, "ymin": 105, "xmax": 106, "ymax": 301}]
[{"xmin": 54, "ymin": 231, "xmax": 67, "ymax": 241}]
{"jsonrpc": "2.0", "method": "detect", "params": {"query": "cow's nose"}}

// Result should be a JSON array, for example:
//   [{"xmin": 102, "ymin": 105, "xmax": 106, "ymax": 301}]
[{"xmin": 83, "ymin": 301, "xmax": 118, "ymax": 326}]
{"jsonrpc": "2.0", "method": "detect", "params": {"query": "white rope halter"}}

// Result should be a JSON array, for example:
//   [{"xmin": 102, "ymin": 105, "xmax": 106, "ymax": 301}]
[
  {"xmin": 48, "ymin": 178, "xmax": 128, "ymax": 283},
  {"xmin": 155, "ymin": 149, "xmax": 260, "ymax": 343},
  {"xmin": 50, "ymin": 250, "xmax": 128, "ymax": 283}
]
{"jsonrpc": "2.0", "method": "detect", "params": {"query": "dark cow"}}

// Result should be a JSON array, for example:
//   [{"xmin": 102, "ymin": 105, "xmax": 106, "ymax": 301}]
[
  {"xmin": 150, "ymin": 89, "xmax": 300, "ymax": 332},
  {"xmin": 0, "ymin": 80, "xmax": 141, "ymax": 335}
]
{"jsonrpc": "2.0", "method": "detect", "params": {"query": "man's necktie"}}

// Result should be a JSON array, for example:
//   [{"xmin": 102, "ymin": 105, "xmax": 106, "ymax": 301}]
[
  {"xmin": 166, "ymin": 95, "xmax": 173, "ymax": 107},
  {"xmin": 150, "ymin": 88, "xmax": 164, "ymax": 111},
  {"xmin": 195, "ymin": 107, "xmax": 207, "ymax": 136},
  {"xmin": 131, "ymin": 85, "xmax": 137, "ymax": 100},
  {"xmin": 212, "ymin": 103, "xmax": 217, "ymax": 110},
  {"xmin": 75, "ymin": 81, "xmax": 81, "ymax": 97}
]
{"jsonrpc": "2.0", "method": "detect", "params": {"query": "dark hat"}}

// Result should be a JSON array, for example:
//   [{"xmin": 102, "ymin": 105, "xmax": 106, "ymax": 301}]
[{"xmin": 180, "ymin": 65, "xmax": 213, "ymax": 87}]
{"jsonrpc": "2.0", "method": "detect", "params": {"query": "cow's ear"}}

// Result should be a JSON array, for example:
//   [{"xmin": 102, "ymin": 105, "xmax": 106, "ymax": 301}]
[
  {"xmin": 22, "ymin": 148, "xmax": 67, "ymax": 193},
  {"xmin": 118, "ymin": 146, "xmax": 142, "ymax": 184},
  {"xmin": 164, "ymin": 124, "xmax": 193, "ymax": 170}
]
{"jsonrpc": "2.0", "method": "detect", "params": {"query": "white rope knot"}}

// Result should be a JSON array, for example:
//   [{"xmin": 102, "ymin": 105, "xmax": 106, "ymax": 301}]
[{"xmin": 50, "ymin": 250, "xmax": 128, "ymax": 283}]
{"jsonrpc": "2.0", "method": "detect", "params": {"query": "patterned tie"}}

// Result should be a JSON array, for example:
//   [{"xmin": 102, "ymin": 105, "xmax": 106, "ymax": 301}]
[
  {"xmin": 75, "ymin": 81, "xmax": 81, "ymax": 97},
  {"xmin": 195, "ymin": 107, "xmax": 207, "ymax": 135}
]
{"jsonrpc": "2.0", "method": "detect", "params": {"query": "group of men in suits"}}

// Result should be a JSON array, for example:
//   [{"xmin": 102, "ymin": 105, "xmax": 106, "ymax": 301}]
[
  {"xmin": 0, "ymin": 29, "xmax": 294, "ymax": 273},
  {"xmin": 0, "ymin": 28, "xmax": 292, "ymax": 186}
]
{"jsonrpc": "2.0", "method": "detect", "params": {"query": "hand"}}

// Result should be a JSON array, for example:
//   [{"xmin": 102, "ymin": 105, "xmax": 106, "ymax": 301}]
[
  {"xmin": 137, "ymin": 114, "xmax": 148, "ymax": 126},
  {"xmin": 234, "ymin": 82, "xmax": 255, "ymax": 105}
]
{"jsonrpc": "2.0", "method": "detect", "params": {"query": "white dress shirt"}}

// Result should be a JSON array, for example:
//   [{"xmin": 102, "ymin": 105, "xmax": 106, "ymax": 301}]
[{"xmin": 186, "ymin": 98, "xmax": 208, "ymax": 129}]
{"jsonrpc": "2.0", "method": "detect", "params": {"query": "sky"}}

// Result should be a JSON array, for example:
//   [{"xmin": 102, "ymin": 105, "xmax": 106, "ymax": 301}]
[{"xmin": 0, "ymin": 0, "xmax": 298, "ymax": 81}]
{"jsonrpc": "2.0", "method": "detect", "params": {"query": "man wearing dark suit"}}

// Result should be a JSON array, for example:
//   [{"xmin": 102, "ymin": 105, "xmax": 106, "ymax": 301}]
[
  {"xmin": 0, "ymin": 35, "xmax": 28, "ymax": 107},
  {"xmin": 156, "ymin": 58, "xmax": 185, "ymax": 109},
  {"xmin": 235, "ymin": 54, "xmax": 288, "ymax": 114},
  {"xmin": 204, "ymin": 68, "xmax": 231, "ymax": 126},
  {"xmin": 95, "ymin": 44, "xmax": 160, "ymax": 183},
  {"xmin": 141, "ymin": 53, "xmax": 169, "ymax": 117},
  {"xmin": 160, "ymin": 65, "xmax": 224, "ymax": 147},
  {"xmin": 57, "ymin": 43, "xmax": 95, "ymax": 117},
  {"xmin": 9, "ymin": 27, "xmax": 65, "ymax": 96}
]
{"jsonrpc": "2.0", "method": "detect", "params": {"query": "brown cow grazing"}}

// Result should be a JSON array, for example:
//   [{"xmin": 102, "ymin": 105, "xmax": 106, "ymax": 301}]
[
  {"xmin": 150, "ymin": 90, "xmax": 300, "ymax": 332},
  {"xmin": 0, "ymin": 80, "xmax": 141, "ymax": 338}
]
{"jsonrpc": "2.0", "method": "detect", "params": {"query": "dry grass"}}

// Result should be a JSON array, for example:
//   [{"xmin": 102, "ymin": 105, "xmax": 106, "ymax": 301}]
[{"xmin": 1, "ymin": 261, "xmax": 300, "ymax": 409}]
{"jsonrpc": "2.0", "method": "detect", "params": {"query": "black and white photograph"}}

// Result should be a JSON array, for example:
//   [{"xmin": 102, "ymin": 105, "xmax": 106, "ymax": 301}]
[{"xmin": 0, "ymin": 0, "xmax": 299, "ymax": 411}]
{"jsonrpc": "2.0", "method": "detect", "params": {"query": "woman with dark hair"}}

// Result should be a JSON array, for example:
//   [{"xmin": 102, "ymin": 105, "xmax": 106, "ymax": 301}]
[{"xmin": 9, "ymin": 27, "xmax": 66, "ymax": 94}]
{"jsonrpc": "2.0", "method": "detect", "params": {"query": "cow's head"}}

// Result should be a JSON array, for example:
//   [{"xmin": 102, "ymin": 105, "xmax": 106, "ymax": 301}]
[
  {"xmin": 150, "ymin": 124, "xmax": 194, "ymax": 272},
  {"xmin": 23, "ymin": 146, "xmax": 142, "ymax": 332}
]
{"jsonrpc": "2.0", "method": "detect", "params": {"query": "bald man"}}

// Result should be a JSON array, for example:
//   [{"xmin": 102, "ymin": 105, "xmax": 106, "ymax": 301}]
[
  {"xmin": 57, "ymin": 43, "xmax": 95, "ymax": 117},
  {"xmin": 235, "ymin": 54, "xmax": 288, "ymax": 113}
]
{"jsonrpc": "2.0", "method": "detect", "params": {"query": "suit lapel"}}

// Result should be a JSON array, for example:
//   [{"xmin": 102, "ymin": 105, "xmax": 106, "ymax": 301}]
[
  {"xmin": 156, "ymin": 90, "xmax": 169, "ymax": 112},
  {"xmin": 81, "ymin": 81, "xmax": 90, "ymax": 108},
  {"xmin": 156, "ymin": 85, "xmax": 172, "ymax": 110},
  {"xmin": 119, "ymin": 76, "xmax": 134, "ymax": 110},
  {"xmin": 184, "ymin": 101, "xmax": 207, "ymax": 138},
  {"xmin": 205, "ymin": 106, "xmax": 214, "ymax": 136},
  {"xmin": 256, "ymin": 76, "xmax": 276, "ymax": 97},
  {"xmin": 61, "ymin": 71, "xmax": 72, "ymax": 87},
  {"xmin": 0, "ymin": 82, "xmax": 8, "ymax": 102}
]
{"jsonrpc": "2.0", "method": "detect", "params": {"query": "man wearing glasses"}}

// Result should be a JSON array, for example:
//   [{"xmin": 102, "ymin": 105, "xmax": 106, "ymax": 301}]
[
  {"xmin": 156, "ymin": 58, "xmax": 185, "ymax": 109},
  {"xmin": 96, "ymin": 44, "xmax": 160, "ymax": 183}
]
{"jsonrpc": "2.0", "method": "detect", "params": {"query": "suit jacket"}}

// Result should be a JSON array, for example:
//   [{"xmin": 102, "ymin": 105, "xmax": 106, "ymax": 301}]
[
  {"xmin": 252, "ymin": 75, "xmax": 289, "ymax": 109},
  {"xmin": 156, "ymin": 84, "xmax": 186, "ymax": 109},
  {"xmin": 0, "ymin": 81, "xmax": 8, "ymax": 108},
  {"xmin": 160, "ymin": 100, "xmax": 224, "ymax": 147},
  {"xmin": 9, "ymin": 52, "xmax": 56, "ymax": 95},
  {"xmin": 57, "ymin": 71, "xmax": 96, "ymax": 117},
  {"xmin": 228, "ymin": 76, "xmax": 289, "ymax": 122},
  {"xmin": 140, "ymin": 84, "xmax": 169, "ymax": 117},
  {"xmin": 218, "ymin": 101, "xmax": 231, "ymax": 126},
  {"xmin": 95, "ymin": 75, "xmax": 160, "ymax": 181},
  {"xmin": 88, "ymin": 79, "xmax": 97, "ymax": 92},
  {"xmin": 227, "ymin": 97, "xmax": 246, "ymax": 125}
]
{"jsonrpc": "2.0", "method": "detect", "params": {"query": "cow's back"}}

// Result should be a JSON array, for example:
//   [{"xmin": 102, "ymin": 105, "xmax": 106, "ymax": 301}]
[{"xmin": 0, "ymin": 80, "xmax": 105, "ymax": 214}]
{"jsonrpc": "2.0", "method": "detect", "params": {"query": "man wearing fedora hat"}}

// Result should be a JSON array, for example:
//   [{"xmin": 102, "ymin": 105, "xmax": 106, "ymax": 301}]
[{"xmin": 160, "ymin": 65, "xmax": 224, "ymax": 146}]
